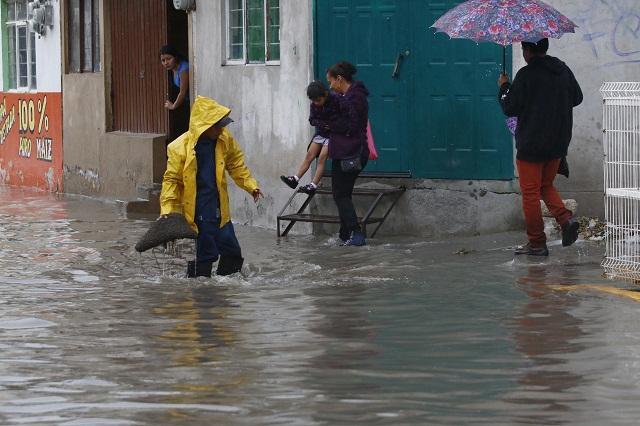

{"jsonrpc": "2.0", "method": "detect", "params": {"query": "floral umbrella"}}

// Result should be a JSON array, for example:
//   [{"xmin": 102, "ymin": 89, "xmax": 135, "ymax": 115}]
[{"xmin": 431, "ymin": 0, "xmax": 577, "ymax": 73}]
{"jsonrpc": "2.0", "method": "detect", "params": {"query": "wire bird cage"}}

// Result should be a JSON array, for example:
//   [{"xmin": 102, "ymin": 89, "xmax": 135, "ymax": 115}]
[{"xmin": 601, "ymin": 82, "xmax": 640, "ymax": 281}]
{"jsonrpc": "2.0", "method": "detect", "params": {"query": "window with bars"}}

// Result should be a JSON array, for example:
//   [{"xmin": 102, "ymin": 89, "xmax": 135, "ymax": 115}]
[
  {"xmin": 4, "ymin": 0, "xmax": 37, "ymax": 90},
  {"xmin": 226, "ymin": 0, "xmax": 279, "ymax": 64},
  {"xmin": 67, "ymin": 0, "xmax": 100, "ymax": 73}
]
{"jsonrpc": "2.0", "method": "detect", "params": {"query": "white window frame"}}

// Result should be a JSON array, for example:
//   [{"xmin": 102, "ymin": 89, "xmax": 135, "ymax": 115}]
[
  {"xmin": 225, "ymin": 0, "xmax": 246, "ymax": 65},
  {"xmin": 5, "ymin": 0, "xmax": 37, "ymax": 91},
  {"xmin": 224, "ymin": 0, "xmax": 280, "ymax": 66},
  {"xmin": 264, "ymin": 0, "xmax": 280, "ymax": 66}
]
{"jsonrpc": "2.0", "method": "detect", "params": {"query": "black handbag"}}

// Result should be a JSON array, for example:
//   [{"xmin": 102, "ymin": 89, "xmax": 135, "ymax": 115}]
[
  {"xmin": 340, "ymin": 156, "xmax": 363, "ymax": 173},
  {"xmin": 340, "ymin": 144, "xmax": 364, "ymax": 172}
]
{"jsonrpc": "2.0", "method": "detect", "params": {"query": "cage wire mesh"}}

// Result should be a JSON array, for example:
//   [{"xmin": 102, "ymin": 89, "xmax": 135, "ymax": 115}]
[
  {"xmin": 601, "ymin": 82, "xmax": 640, "ymax": 281},
  {"xmin": 138, "ymin": 238, "xmax": 196, "ymax": 277}
]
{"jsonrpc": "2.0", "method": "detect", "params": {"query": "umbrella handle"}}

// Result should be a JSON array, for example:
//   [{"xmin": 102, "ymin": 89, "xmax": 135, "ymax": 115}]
[{"xmin": 503, "ymin": 46, "xmax": 506, "ymax": 75}]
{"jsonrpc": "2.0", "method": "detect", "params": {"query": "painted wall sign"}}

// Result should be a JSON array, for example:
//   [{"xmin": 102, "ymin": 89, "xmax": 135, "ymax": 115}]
[{"xmin": 0, "ymin": 92, "xmax": 62, "ymax": 191}]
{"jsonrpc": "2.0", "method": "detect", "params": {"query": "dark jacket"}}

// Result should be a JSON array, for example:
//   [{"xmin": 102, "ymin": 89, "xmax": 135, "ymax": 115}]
[
  {"xmin": 499, "ymin": 55, "xmax": 583, "ymax": 162},
  {"xmin": 328, "ymin": 81, "xmax": 370, "ymax": 160},
  {"xmin": 309, "ymin": 92, "xmax": 343, "ymax": 139}
]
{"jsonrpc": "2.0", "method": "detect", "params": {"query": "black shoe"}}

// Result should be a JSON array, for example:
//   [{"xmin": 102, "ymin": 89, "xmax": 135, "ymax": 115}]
[
  {"xmin": 514, "ymin": 243, "xmax": 549, "ymax": 256},
  {"xmin": 561, "ymin": 217, "xmax": 580, "ymax": 247},
  {"xmin": 280, "ymin": 175, "xmax": 298, "ymax": 189},
  {"xmin": 187, "ymin": 260, "xmax": 213, "ymax": 278},
  {"xmin": 299, "ymin": 183, "xmax": 317, "ymax": 194},
  {"xmin": 216, "ymin": 255, "xmax": 244, "ymax": 276}
]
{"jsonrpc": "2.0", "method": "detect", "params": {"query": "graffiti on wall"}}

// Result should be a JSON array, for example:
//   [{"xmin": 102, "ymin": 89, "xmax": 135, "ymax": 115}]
[
  {"xmin": 573, "ymin": 0, "xmax": 640, "ymax": 67},
  {"xmin": 0, "ymin": 93, "xmax": 62, "ymax": 191}
]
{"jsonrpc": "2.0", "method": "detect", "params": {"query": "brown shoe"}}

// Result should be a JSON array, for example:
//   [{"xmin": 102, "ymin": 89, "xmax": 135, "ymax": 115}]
[{"xmin": 514, "ymin": 243, "xmax": 549, "ymax": 256}]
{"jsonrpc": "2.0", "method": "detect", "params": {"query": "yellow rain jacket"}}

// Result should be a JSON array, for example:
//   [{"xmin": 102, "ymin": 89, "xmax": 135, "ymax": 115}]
[{"xmin": 160, "ymin": 96, "xmax": 259, "ymax": 232}]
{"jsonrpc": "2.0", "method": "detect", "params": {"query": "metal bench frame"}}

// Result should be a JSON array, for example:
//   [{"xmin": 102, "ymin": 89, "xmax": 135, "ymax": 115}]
[{"xmin": 277, "ymin": 186, "xmax": 406, "ymax": 237}]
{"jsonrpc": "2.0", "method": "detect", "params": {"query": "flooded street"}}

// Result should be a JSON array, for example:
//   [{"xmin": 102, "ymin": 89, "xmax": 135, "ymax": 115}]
[{"xmin": 2, "ymin": 186, "xmax": 640, "ymax": 425}]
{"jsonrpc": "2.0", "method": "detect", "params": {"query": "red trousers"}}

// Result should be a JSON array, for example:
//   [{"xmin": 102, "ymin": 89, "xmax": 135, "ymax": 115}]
[{"xmin": 517, "ymin": 159, "xmax": 572, "ymax": 246}]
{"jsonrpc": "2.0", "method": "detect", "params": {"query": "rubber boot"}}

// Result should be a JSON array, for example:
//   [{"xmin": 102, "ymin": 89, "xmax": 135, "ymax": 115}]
[
  {"xmin": 186, "ymin": 260, "xmax": 213, "ymax": 278},
  {"xmin": 216, "ymin": 255, "xmax": 244, "ymax": 276}
]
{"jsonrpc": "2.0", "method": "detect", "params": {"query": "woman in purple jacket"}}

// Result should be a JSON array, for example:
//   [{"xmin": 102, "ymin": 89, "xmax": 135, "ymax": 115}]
[{"xmin": 326, "ymin": 61, "xmax": 370, "ymax": 246}]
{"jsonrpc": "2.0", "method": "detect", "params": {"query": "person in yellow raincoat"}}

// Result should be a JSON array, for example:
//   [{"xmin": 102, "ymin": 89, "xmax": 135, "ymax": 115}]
[{"xmin": 160, "ymin": 96, "xmax": 263, "ymax": 277}]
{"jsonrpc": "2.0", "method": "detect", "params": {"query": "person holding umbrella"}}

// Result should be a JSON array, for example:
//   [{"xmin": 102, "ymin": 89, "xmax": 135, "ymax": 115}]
[
  {"xmin": 498, "ymin": 38, "xmax": 583, "ymax": 256},
  {"xmin": 431, "ymin": 0, "xmax": 581, "ymax": 256}
]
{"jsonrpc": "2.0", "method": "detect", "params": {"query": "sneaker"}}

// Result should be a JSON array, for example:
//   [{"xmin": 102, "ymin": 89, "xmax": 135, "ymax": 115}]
[
  {"xmin": 280, "ymin": 175, "xmax": 298, "ymax": 189},
  {"xmin": 561, "ymin": 217, "xmax": 580, "ymax": 247},
  {"xmin": 514, "ymin": 242, "xmax": 549, "ymax": 256},
  {"xmin": 299, "ymin": 183, "xmax": 317, "ymax": 194},
  {"xmin": 341, "ymin": 231, "xmax": 366, "ymax": 246}
]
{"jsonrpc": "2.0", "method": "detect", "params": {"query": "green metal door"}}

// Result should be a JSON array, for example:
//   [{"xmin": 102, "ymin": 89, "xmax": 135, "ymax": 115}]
[
  {"xmin": 412, "ymin": 0, "xmax": 513, "ymax": 179},
  {"xmin": 315, "ymin": 0, "xmax": 411, "ymax": 174},
  {"xmin": 315, "ymin": 0, "xmax": 514, "ymax": 179}
]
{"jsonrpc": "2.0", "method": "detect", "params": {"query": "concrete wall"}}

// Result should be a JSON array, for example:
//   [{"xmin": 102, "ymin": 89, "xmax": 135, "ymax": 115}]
[
  {"xmin": 0, "ymin": 3, "xmax": 5, "ymax": 89},
  {"xmin": 512, "ymin": 0, "xmax": 640, "ymax": 218},
  {"xmin": 192, "ymin": 0, "xmax": 314, "ymax": 231},
  {"xmin": 36, "ymin": 0, "xmax": 62, "ymax": 92},
  {"xmin": 0, "ymin": 1, "xmax": 64, "ymax": 192},
  {"xmin": 0, "ymin": 1, "xmax": 61, "ymax": 91},
  {"xmin": 310, "ymin": 177, "xmax": 524, "ymax": 238},
  {"xmin": 62, "ymin": 74, "xmax": 165, "ymax": 200}
]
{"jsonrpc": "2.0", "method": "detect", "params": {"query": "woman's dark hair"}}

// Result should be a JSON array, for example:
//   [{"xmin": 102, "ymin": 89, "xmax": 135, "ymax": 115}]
[
  {"xmin": 327, "ymin": 61, "xmax": 357, "ymax": 82},
  {"xmin": 159, "ymin": 45, "xmax": 185, "ymax": 61},
  {"xmin": 306, "ymin": 80, "xmax": 328, "ymax": 100},
  {"xmin": 521, "ymin": 38, "xmax": 549, "ymax": 55}
]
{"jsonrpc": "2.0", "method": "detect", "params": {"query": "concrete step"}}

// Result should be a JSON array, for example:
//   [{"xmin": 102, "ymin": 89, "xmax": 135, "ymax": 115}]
[
  {"xmin": 136, "ymin": 183, "xmax": 162, "ymax": 201},
  {"xmin": 127, "ymin": 183, "xmax": 162, "ymax": 218}
]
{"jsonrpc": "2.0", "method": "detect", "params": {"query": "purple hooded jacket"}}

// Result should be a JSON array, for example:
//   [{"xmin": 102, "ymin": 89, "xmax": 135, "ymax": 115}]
[
  {"xmin": 309, "ymin": 92, "xmax": 344, "ymax": 139},
  {"xmin": 328, "ymin": 81, "xmax": 370, "ymax": 160}
]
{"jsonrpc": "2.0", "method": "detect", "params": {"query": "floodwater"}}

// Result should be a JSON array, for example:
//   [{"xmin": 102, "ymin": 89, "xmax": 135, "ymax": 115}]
[{"xmin": 1, "ymin": 186, "xmax": 640, "ymax": 425}]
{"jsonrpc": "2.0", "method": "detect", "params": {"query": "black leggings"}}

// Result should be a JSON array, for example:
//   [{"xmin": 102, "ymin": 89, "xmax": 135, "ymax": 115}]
[{"xmin": 331, "ymin": 158, "xmax": 367, "ymax": 241}]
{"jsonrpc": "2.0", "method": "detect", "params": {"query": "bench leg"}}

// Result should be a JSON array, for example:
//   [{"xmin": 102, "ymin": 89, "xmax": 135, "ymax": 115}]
[
  {"xmin": 280, "ymin": 191, "xmax": 317, "ymax": 237},
  {"xmin": 360, "ymin": 193, "xmax": 384, "ymax": 238},
  {"xmin": 370, "ymin": 192, "xmax": 404, "ymax": 238}
]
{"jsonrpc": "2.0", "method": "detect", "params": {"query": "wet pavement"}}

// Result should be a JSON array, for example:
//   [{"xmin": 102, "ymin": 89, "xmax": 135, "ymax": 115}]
[{"xmin": 1, "ymin": 186, "xmax": 640, "ymax": 425}]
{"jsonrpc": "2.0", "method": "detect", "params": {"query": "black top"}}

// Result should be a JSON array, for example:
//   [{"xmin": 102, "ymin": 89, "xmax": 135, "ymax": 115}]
[{"xmin": 499, "ymin": 55, "xmax": 583, "ymax": 162}]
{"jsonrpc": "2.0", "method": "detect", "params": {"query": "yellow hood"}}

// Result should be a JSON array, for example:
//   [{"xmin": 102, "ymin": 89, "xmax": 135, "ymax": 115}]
[{"xmin": 188, "ymin": 96, "xmax": 232, "ymax": 143}]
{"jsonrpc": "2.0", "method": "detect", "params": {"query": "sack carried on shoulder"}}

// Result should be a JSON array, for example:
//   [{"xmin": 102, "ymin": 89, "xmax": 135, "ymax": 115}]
[{"xmin": 340, "ymin": 156, "xmax": 363, "ymax": 173}]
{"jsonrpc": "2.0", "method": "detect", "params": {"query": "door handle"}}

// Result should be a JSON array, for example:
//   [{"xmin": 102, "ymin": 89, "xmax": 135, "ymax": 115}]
[
  {"xmin": 392, "ymin": 52, "xmax": 404, "ymax": 78},
  {"xmin": 392, "ymin": 50, "xmax": 409, "ymax": 78}
]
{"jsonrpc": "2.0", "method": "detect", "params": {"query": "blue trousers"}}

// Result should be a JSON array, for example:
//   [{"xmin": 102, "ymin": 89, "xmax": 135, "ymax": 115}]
[{"xmin": 195, "ymin": 220, "xmax": 242, "ymax": 263}]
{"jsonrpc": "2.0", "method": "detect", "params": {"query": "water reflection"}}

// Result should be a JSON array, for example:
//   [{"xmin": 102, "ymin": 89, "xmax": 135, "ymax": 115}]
[
  {"xmin": 147, "ymin": 285, "xmax": 253, "ymax": 424},
  {"xmin": 505, "ymin": 265, "xmax": 587, "ymax": 424},
  {"xmin": 154, "ymin": 286, "xmax": 239, "ymax": 365},
  {"xmin": 4, "ymin": 187, "xmax": 640, "ymax": 425}
]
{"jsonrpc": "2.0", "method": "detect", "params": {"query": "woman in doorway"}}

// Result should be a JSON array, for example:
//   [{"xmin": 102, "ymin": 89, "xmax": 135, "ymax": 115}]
[
  {"xmin": 160, "ymin": 45, "xmax": 190, "ymax": 140},
  {"xmin": 326, "ymin": 61, "xmax": 370, "ymax": 246}
]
